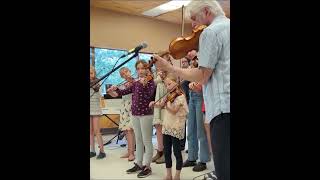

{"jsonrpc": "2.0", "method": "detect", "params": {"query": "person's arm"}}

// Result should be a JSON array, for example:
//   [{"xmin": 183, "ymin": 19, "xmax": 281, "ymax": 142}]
[
  {"xmin": 106, "ymin": 85, "xmax": 118, "ymax": 92},
  {"xmin": 107, "ymin": 85, "xmax": 119, "ymax": 97},
  {"xmin": 108, "ymin": 91, "xmax": 119, "ymax": 97},
  {"xmin": 154, "ymin": 59, "xmax": 213, "ymax": 85},
  {"xmin": 149, "ymin": 100, "xmax": 164, "ymax": 108},
  {"xmin": 116, "ymin": 83, "xmax": 133, "ymax": 96}
]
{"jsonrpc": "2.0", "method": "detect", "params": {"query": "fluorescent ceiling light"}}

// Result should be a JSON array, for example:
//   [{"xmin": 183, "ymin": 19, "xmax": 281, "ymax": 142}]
[{"xmin": 142, "ymin": 0, "xmax": 191, "ymax": 17}]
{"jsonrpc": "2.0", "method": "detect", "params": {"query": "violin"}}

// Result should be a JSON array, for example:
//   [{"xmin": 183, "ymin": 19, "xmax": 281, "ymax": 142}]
[
  {"xmin": 145, "ymin": 74, "xmax": 154, "ymax": 82},
  {"xmin": 165, "ymin": 86, "xmax": 183, "ymax": 103},
  {"xmin": 90, "ymin": 78, "xmax": 100, "ymax": 92},
  {"xmin": 152, "ymin": 84, "xmax": 182, "ymax": 107},
  {"xmin": 169, "ymin": 25, "xmax": 207, "ymax": 59}
]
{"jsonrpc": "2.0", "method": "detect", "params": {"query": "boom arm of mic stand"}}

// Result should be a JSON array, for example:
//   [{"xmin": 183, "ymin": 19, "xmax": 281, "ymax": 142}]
[{"xmin": 90, "ymin": 53, "xmax": 139, "ymax": 88}]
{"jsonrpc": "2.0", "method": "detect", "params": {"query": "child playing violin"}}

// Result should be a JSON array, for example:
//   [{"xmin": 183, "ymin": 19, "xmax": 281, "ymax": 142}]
[
  {"xmin": 149, "ymin": 74, "xmax": 188, "ymax": 180},
  {"xmin": 90, "ymin": 66, "xmax": 106, "ymax": 159},
  {"xmin": 117, "ymin": 67, "xmax": 136, "ymax": 161},
  {"xmin": 107, "ymin": 60, "xmax": 156, "ymax": 178}
]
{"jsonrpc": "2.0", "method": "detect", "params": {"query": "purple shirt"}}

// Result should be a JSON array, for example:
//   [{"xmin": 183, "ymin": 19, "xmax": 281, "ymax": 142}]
[{"xmin": 116, "ymin": 80, "xmax": 156, "ymax": 116}]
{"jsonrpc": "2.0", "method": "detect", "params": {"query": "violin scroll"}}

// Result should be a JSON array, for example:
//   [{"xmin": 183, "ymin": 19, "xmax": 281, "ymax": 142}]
[{"xmin": 148, "ymin": 51, "xmax": 170, "ymax": 68}]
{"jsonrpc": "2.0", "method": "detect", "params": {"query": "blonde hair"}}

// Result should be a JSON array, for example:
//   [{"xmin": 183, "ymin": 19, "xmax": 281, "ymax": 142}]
[
  {"xmin": 90, "ymin": 65, "xmax": 96, "ymax": 77},
  {"xmin": 165, "ymin": 73, "xmax": 185, "ymax": 95},
  {"xmin": 120, "ymin": 67, "xmax": 130, "ymax": 73},
  {"xmin": 119, "ymin": 67, "xmax": 131, "ymax": 78},
  {"xmin": 185, "ymin": 0, "xmax": 225, "ymax": 19}
]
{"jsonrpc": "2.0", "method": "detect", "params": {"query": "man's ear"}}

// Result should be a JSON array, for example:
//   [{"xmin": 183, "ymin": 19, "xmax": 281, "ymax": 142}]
[{"xmin": 204, "ymin": 7, "xmax": 211, "ymax": 16}]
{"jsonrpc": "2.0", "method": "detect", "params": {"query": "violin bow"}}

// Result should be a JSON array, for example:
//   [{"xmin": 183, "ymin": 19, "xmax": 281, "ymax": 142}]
[
  {"xmin": 178, "ymin": 5, "xmax": 185, "ymax": 83},
  {"xmin": 152, "ymin": 6, "xmax": 185, "ymax": 105}
]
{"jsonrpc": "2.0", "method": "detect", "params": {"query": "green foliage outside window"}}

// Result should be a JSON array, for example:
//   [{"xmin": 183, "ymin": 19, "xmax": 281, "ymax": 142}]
[{"xmin": 93, "ymin": 47, "xmax": 153, "ymax": 94}]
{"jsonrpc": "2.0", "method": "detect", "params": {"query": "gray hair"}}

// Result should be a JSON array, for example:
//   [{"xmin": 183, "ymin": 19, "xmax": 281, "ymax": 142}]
[
  {"xmin": 185, "ymin": 0, "xmax": 225, "ymax": 19},
  {"xmin": 120, "ymin": 67, "xmax": 130, "ymax": 72}
]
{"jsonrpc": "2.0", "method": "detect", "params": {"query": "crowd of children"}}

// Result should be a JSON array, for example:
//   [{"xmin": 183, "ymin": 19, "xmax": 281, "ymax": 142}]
[{"xmin": 90, "ymin": 50, "xmax": 212, "ymax": 180}]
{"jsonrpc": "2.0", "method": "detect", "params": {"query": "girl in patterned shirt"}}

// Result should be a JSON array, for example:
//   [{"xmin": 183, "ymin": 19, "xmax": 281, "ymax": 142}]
[{"xmin": 108, "ymin": 60, "xmax": 156, "ymax": 178}]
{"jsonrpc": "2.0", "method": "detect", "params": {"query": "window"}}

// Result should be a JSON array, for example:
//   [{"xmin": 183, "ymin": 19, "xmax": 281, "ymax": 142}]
[
  {"xmin": 90, "ymin": 47, "xmax": 93, "ymax": 65},
  {"xmin": 92, "ymin": 47, "xmax": 153, "ymax": 95}
]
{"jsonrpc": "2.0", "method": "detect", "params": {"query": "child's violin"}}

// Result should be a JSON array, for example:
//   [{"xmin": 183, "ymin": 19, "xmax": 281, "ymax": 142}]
[
  {"xmin": 90, "ymin": 78, "xmax": 100, "ymax": 92},
  {"xmin": 145, "ymin": 74, "xmax": 154, "ymax": 82},
  {"xmin": 165, "ymin": 89, "xmax": 183, "ymax": 103}
]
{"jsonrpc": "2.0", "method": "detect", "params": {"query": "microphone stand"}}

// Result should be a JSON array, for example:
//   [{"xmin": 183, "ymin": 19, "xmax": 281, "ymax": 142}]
[
  {"xmin": 90, "ymin": 52, "xmax": 139, "ymax": 88},
  {"xmin": 90, "ymin": 52, "xmax": 138, "ymax": 98}
]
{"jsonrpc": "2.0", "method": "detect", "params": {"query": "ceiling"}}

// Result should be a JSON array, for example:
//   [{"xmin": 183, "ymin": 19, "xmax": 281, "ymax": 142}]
[{"xmin": 91, "ymin": 0, "xmax": 230, "ymax": 24}]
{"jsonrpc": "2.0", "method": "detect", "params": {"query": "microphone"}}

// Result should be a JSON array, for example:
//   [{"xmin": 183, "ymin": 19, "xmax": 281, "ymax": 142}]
[{"xmin": 119, "ymin": 42, "xmax": 148, "ymax": 59}]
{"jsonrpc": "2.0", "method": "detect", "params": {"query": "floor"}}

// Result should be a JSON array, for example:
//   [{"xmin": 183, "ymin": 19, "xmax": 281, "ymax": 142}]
[{"xmin": 90, "ymin": 132, "xmax": 215, "ymax": 180}]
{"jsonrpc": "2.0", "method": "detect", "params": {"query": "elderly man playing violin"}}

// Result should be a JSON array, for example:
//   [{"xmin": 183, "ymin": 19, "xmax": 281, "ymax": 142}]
[{"xmin": 153, "ymin": 1, "xmax": 230, "ymax": 180}]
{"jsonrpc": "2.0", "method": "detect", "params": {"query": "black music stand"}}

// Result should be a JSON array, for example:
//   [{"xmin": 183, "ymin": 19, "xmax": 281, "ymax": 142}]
[{"xmin": 102, "ymin": 114, "xmax": 125, "ymax": 146}]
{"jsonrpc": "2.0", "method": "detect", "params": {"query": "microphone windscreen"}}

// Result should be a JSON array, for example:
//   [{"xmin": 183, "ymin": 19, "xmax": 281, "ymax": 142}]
[{"xmin": 141, "ymin": 42, "xmax": 148, "ymax": 48}]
